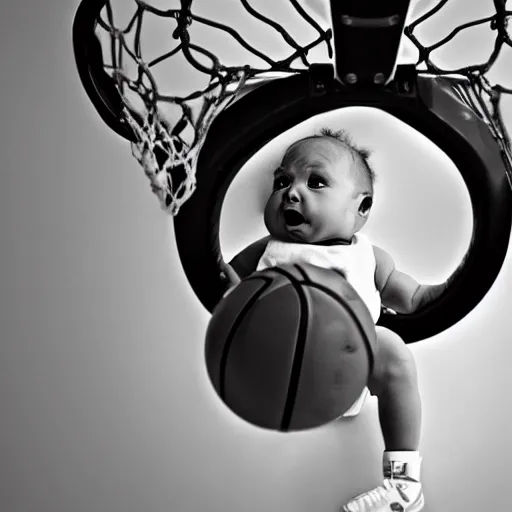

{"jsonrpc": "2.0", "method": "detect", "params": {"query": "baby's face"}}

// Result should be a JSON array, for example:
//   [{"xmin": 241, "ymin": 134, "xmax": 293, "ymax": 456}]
[{"xmin": 264, "ymin": 138, "xmax": 372, "ymax": 244}]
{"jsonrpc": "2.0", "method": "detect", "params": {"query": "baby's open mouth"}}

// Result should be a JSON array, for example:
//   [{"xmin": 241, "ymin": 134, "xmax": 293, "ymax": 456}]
[{"xmin": 283, "ymin": 209, "xmax": 306, "ymax": 226}]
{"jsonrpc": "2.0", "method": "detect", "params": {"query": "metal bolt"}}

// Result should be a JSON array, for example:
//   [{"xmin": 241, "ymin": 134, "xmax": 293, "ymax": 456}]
[
  {"xmin": 374, "ymin": 72, "xmax": 386, "ymax": 84},
  {"xmin": 314, "ymin": 81, "xmax": 325, "ymax": 94},
  {"xmin": 389, "ymin": 14, "xmax": 400, "ymax": 26},
  {"xmin": 345, "ymin": 73, "xmax": 358, "ymax": 84},
  {"xmin": 341, "ymin": 15, "xmax": 353, "ymax": 26}
]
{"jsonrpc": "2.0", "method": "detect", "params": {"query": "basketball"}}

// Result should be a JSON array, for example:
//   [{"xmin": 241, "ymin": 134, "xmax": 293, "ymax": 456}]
[{"xmin": 205, "ymin": 263, "xmax": 377, "ymax": 431}]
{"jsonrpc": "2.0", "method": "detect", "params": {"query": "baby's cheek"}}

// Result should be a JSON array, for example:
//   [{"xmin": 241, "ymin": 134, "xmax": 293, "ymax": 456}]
[
  {"xmin": 263, "ymin": 198, "xmax": 278, "ymax": 233},
  {"xmin": 335, "ymin": 208, "xmax": 357, "ymax": 234}
]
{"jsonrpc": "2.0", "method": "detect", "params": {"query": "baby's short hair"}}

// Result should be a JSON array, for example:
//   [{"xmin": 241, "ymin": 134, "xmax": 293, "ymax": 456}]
[{"xmin": 283, "ymin": 127, "xmax": 375, "ymax": 189}]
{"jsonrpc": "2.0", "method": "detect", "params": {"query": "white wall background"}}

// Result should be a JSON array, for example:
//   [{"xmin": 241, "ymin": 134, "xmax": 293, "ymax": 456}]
[{"xmin": 1, "ymin": 1, "xmax": 511, "ymax": 512}]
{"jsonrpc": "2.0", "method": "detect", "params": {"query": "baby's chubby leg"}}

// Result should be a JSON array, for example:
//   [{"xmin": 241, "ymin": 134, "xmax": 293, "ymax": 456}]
[
  {"xmin": 342, "ymin": 327, "xmax": 425, "ymax": 511},
  {"xmin": 368, "ymin": 326, "xmax": 422, "ymax": 452}
]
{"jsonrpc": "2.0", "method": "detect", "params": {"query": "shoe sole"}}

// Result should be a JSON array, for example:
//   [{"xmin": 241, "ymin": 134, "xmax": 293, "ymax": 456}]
[{"xmin": 342, "ymin": 492, "xmax": 425, "ymax": 512}]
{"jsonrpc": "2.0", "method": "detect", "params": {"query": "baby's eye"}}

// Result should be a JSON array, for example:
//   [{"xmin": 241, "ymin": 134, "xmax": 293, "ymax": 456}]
[
  {"xmin": 273, "ymin": 175, "xmax": 290, "ymax": 191},
  {"xmin": 308, "ymin": 175, "xmax": 326, "ymax": 189}
]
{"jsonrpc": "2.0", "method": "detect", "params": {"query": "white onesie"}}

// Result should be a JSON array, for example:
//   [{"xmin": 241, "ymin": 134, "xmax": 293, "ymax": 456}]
[
  {"xmin": 256, "ymin": 233, "xmax": 382, "ymax": 323},
  {"xmin": 256, "ymin": 233, "xmax": 381, "ymax": 418}
]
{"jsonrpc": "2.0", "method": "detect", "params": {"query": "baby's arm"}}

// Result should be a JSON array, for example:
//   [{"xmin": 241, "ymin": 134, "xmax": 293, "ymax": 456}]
[
  {"xmin": 220, "ymin": 236, "xmax": 271, "ymax": 298},
  {"xmin": 220, "ymin": 261, "xmax": 241, "ymax": 297},
  {"xmin": 373, "ymin": 246, "xmax": 448, "ymax": 314}
]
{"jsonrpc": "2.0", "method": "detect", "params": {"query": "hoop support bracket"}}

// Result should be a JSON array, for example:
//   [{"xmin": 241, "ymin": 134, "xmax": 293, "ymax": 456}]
[{"xmin": 329, "ymin": 0, "xmax": 412, "ymax": 87}]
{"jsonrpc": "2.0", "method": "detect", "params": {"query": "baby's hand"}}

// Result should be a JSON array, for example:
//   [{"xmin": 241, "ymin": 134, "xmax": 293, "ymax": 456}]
[{"xmin": 220, "ymin": 261, "xmax": 241, "ymax": 297}]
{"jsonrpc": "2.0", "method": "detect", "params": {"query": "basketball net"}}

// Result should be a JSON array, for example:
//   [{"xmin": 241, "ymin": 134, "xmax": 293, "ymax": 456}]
[{"xmin": 94, "ymin": 0, "xmax": 512, "ymax": 214}]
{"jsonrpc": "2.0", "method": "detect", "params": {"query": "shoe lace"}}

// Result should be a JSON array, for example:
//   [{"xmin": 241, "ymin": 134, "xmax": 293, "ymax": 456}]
[{"xmin": 345, "ymin": 484, "xmax": 390, "ymax": 511}]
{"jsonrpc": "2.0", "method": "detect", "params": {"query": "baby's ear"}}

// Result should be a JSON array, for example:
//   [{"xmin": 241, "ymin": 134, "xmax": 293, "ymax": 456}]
[{"xmin": 358, "ymin": 196, "xmax": 373, "ymax": 217}]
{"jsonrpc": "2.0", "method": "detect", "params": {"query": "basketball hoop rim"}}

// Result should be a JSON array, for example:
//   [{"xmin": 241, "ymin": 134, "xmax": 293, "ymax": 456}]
[
  {"xmin": 173, "ymin": 70, "xmax": 512, "ymax": 343},
  {"xmin": 72, "ymin": 0, "xmax": 512, "ymax": 342},
  {"xmin": 73, "ymin": 0, "xmax": 138, "ymax": 142}
]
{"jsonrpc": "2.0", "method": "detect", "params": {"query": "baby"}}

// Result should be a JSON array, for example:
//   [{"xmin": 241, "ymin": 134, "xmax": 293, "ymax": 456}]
[{"xmin": 221, "ymin": 128, "xmax": 447, "ymax": 512}]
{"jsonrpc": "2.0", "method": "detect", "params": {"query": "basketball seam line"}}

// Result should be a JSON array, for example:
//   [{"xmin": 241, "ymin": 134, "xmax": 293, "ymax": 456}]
[
  {"xmin": 306, "ymin": 283, "xmax": 376, "ymax": 375},
  {"xmin": 293, "ymin": 264, "xmax": 312, "ymax": 282},
  {"xmin": 219, "ymin": 277, "xmax": 273, "ymax": 400},
  {"xmin": 293, "ymin": 264, "xmax": 375, "ymax": 373},
  {"xmin": 295, "ymin": 264, "xmax": 347, "ymax": 284},
  {"xmin": 275, "ymin": 265, "xmax": 376, "ymax": 383},
  {"xmin": 270, "ymin": 266, "xmax": 310, "ymax": 431}
]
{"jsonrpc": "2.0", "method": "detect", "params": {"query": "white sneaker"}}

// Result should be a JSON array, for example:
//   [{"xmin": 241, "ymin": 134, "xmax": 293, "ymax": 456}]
[
  {"xmin": 342, "ymin": 476, "xmax": 424, "ymax": 512},
  {"xmin": 342, "ymin": 455, "xmax": 425, "ymax": 512}
]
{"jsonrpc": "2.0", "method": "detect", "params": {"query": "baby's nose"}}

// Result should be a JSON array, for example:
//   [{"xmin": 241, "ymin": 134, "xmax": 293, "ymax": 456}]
[{"xmin": 285, "ymin": 185, "xmax": 301, "ymax": 202}]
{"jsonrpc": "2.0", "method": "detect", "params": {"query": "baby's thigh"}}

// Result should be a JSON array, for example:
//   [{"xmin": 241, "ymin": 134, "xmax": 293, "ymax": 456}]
[{"xmin": 369, "ymin": 326, "xmax": 417, "ymax": 394}]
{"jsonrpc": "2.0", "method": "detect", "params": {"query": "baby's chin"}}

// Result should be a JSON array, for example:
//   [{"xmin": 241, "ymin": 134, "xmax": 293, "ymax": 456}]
[
  {"xmin": 270, "ymin": 226, "xmax": 330, "ymax": 244},
  {"xmin": 266, "ymin": 225, "xmax": 309, "ymax": 244},
  {"xmin": 270, "ymin": 226, "xmax": 355, "ymax": 244}
]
